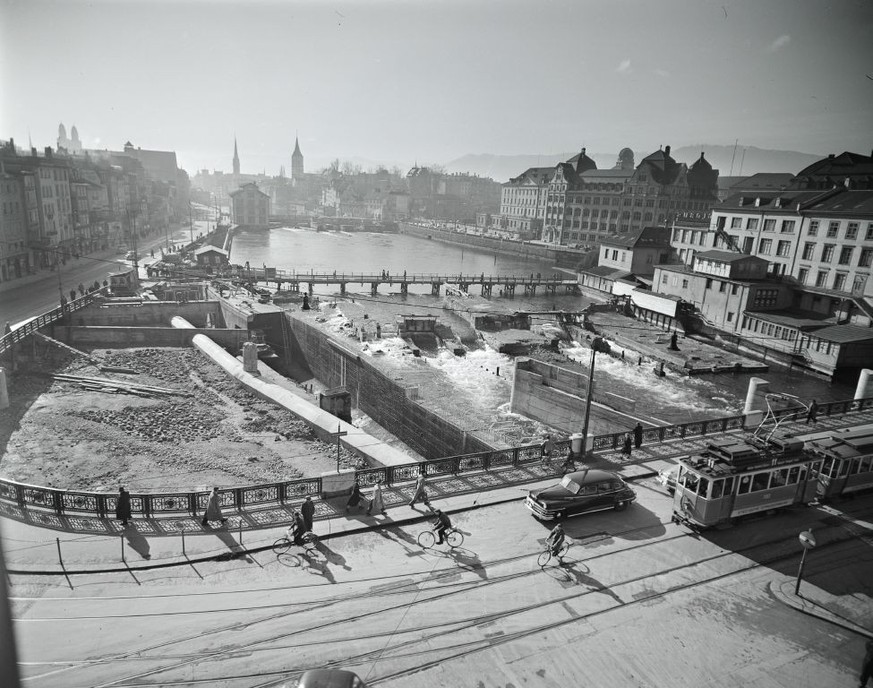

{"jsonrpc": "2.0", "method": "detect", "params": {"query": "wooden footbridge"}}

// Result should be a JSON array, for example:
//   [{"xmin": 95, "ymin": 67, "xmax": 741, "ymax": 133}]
[{"xmin": 239, "ymin": 268, "xmax": 581, "ymax": 297}]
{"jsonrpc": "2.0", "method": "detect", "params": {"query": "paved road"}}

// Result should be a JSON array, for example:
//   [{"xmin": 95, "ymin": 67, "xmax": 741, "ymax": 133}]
[
  {"xmin": 10, "ymin": 481, "xmax": 872, "ymax": 687},
  {"xmin": 0, "ymin": 223, "xmax": 204, "ymax": 328}
]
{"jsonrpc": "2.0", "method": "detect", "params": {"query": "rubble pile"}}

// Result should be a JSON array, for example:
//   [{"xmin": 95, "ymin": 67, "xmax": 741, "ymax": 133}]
[{"xmin": 74, "ymin": 402, "xmax": 224, "ymax": 443}]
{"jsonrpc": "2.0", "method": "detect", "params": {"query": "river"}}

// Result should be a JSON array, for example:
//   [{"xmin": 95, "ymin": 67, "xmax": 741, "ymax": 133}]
[{"xmin": 230, "ymin": 227, "xmax": 859, "ymax": 426}]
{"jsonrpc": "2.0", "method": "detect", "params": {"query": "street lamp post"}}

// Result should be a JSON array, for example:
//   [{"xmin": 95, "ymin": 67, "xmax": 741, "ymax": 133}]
[
  {"xmin": 580, "ymin": 336, "xmax": 610, "ymax": 458},
  {"xmin": 794, "ymin": 529, "xmax": 817, "ymax": 595}
]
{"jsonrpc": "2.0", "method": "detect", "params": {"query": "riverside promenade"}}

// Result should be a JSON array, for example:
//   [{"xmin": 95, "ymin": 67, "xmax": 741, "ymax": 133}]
[{"xmin": 3, "ymin": 404, "xmax": 872, "ymax": 578}]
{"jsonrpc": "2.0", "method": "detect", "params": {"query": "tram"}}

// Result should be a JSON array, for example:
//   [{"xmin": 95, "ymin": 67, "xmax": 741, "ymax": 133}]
[
  {"xmin": 671, "ymin": 436, "xmax": 820, "ymax": 529},
  {"xmin": 805, "ymin": 424, "xmax": 873, "ymax": 501}
]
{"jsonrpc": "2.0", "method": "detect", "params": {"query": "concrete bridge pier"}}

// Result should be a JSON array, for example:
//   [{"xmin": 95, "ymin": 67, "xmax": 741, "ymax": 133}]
[
  {"xmin": 431, "ymin": 282, "xmax": 441, "ymax": 296},
  {"xmin": 546, "ymin": 284, "xmax": 557, "ymax": 295},
  {"xmin": 524, "ymin": 284, "xmax": 537, "ymax": 296},
  {"xmin": 308, "ymin": 283, "xmax": 314, "ymax": 295},
  {"xmin": 340, "ymin": 282, "xmax": 347, "ymax": 295},
  {"xmin": 481, "ymin": 283, "xmax": 492, "ymax": 297},
  {"xmin": 400, "ymin": 282, "xmax": 408, "ymax": 295},
  {"xmin": 370, "ymin": 282, "xmax": 379, "ymax": 296},
  {"xmin": 504, "ymin": 283, "xmax": 515, "ymax": 297},
  {"xmin": 459, "ymin": 282, "xmax": 470, "ymax": 294}
]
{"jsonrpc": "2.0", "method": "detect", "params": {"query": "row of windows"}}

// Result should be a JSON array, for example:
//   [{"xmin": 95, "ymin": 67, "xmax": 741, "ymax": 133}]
[
  {"xmin": 721, "ymin": 216, "xmax": 873, "ymax": 242},
  {"xmin": 795, "ymin": 267, "xmax": 867, "ymax": 292},
  {"xmin": 680, "ymin": 462, "xmax": 815, "ymax": 499},
  {"xmin": 1, "ymin": 201, "xmax": 21, "ymax": 215},
  {"xmin": 808, "ymin": 220, "xmax": 872, "ymax": 240},
  {"xmin": 741, "ymin": 316, "xmax": 799, "ymax": 341}
]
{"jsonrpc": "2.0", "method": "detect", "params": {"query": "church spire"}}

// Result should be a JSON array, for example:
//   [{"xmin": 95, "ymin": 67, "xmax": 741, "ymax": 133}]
[
  {"xmin": 233, "ymin": 136, "xmax": 240, "ymax": 176},
  {"xmin": 291, "ymin": 134, "xmax": 304, "ymax": 179}
]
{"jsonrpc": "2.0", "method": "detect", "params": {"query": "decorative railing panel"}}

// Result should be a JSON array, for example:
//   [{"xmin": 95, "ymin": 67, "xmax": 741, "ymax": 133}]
[{"xmin": 0, "ymin": 401, "xmax": 869, "ymax": 520}]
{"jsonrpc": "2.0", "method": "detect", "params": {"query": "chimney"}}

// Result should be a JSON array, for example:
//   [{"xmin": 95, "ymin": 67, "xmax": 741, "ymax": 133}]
[
  {"xmin": 665, "ymin": 145, "xmax": 671, "ymax": 156},
  {"xmin": 774, "ymin": 197, "xmax": 782, "ymax": 208},
  {"xmin": 31, "ymin": 147, "xmax": 37, "ymax": 157},
  {"xmin": 7, "ymin": 138, "xmax": 13, "ymax": 153},
  {"xmin": 828, "ymin": 153, "xmax": 835, "ymax": 159},
  {"xmin": 45, "ymin": 147, "xmax": 52, "ymax": 158},
  {"xmin": 754, "ymin": 197, "xmax": 761, "ymax": 207}
]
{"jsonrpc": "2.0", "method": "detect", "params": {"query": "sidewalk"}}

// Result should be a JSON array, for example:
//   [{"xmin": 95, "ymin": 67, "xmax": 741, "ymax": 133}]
[
  {"xmin": 0, "ymin": 460, "xmax": 666, "ymax": 576},
  {"xmin": 770, "ymin": 580, "xmax": 873, "ymax": 639},
  {"xmin": 2, "ymin": 407, "xmax": 870, "ymax": 576}
]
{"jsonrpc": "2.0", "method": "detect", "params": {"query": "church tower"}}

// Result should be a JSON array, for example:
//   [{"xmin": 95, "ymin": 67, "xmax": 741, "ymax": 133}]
[
  {"xmin": 291, "ymin": 136, "xmax": 304, "ymax": 180},
  {"xmin": 233, "ymin": 137, "xmax": 240, "ymax": 176}
]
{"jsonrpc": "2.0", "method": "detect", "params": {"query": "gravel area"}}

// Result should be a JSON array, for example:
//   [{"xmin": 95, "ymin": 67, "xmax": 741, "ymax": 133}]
[{"xmin": 0, "ymin": 348, "xmax": 363, "ymax": 492}]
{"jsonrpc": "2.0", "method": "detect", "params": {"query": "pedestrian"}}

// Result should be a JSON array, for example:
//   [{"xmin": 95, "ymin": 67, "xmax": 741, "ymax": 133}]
[
  {"xmin": 202, "ymin": 487, "xmax": 227, "ymax": 526},
  {"xmin": 806, "ymin": 399, "xmax": 819, "ymax": 425},
  {"xmin": 301, "ymin": 495, "xmax": 315, "ymax": 533},
  {"xmin": 408, "ymin": 468, "xmax": 428, "ymax": 507},
  {"xmin": 621, "ymin": 432, "xmax": 632, "ymax": 458},
  {"xmin": 346, "ymin": 481, "xmax": 367, "ymax": 513},
  {"xmin": 541, "ymin": 434, "xmax": 554, "ymax": 465},
  {"xmin": 367, "ymin": 480, "xmax": 386, "ymax": 516},
  {"xmin": 633, "ymin": 422, "xmax": 644, "ymax": 449},
  {"xmin": 859, "ymin": 638, "xmax": 873, "ymax": 688},
  {"xmin": 115, "ymin": 486, "xmax": 131, "ymax": 526}
]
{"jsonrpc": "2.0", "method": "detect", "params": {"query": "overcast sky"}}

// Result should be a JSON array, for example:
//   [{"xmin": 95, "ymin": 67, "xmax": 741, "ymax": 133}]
[{"xmin": 1, "ymin": 0, "xmax": 871, "ymax": 175}]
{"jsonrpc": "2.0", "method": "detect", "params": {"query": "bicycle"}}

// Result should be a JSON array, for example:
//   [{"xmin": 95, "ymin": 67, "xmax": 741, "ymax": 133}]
[
  {"xmin": 272, "ymin": 529, "xmax": 319, "ymax": 555},
  {"xmin": 537, "ymin": 541, "xmax": 570, "ymax": 567},
  {"xmin": 417, "ymin": 526, "xmax": 464, "ymax": 549}
]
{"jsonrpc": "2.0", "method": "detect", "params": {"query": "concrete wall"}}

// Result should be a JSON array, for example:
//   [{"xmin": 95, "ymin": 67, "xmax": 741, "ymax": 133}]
[
  {"xmin": 56, "ymin": 326, "xmax": 250, "ymax": 350},
  {"xmin": 510, "ymin": 357, "xmax": 636, "ymax": 433},
  {"xmin": 285, "ymin": 313, "xmax": 493, "ymax": 459},
  {"xmin": 71, "ymin": 301, "xmax": 223, "ymax": 328}
]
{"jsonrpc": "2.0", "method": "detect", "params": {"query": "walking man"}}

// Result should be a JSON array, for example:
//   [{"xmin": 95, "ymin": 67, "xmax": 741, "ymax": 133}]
[
  {"xmin": 202, "ymin": 487, "xmax": 227, "ymax": 526},
  {"xmin": 115, "ymin": 486, "xmax": 131, "ymax": 527},
  {"xmin": 301, "ymin": 495, "xmax": 315, "ymax": 533},
  {"xmin": 367, "ymin": 480, "xmax": 385, "ymax": 516},
  {"xmin": 633, "ymin": 422, "xmax": 644, "ymax": 449},
  {"xmin": 408, "ymin": 468, "xmax": 428, "ymax": 507}
]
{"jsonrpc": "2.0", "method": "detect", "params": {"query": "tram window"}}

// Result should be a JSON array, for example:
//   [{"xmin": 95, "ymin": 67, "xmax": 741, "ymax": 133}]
[
  {"xmin": 698, "ymin": 477, "xmax": 710, "ymax": 498},
  {"xmin": 682, "ymin": 472, "xmax": 700, "ymax": 492},
  {"xmin": 787, "ymin": 466, "xmax": 800, "ymax": 484},
  {"xmin": 771, "ymin": 468, "xmax": 788, "ymax": 488},
  {"xmin": 838, "ymin": 460, "xmax": 850, "ymax": 477},
  {"xmin": 710, "ymin": 479, "xmax": 725, "ymax": 499},
  {"xmin": 861, "ymin": 458, "xmax": 872, "ymax": 473},
  {"xmin": 738, "ymin": 475, "xmax": 752, "ymax": 494},
  {"xmin": 723, "ymin": 477, "xmax": 735, "ymax": 494},
  {"xmin": 822, "ymin": 457, "xmax": 835, "ymax": 476},
  {"xmin": 751, "ymin": 472, "xmax": 771, "ymax": 492},
  {"xmin": 849, "ymin": 458, "xmax": 862, "ymax": 475}
]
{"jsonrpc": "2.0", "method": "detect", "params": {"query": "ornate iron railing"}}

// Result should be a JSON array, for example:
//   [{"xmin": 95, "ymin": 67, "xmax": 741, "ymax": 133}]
[{"xmin": 2, "ymin": 397, "xmax": 869, "ymax": 521}]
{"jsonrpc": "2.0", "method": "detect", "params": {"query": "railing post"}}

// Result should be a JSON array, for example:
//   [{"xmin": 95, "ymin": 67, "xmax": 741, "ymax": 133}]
[
  {"xmin": 278, "ymin": 481, "xmax": 286, "ymax": 504},
  {"xmin": 187, "ymin": 492, "xmax": 198, "ymax": 517},
  {"xmin": 53, "ymin": 490, "xmax": 64, "ymax": 516}
]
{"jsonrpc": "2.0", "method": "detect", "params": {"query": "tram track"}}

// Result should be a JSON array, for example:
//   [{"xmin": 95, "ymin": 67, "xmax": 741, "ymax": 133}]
[{"xmin": 21, "ymin": 500, "xmax": 872, "ymax": 688}]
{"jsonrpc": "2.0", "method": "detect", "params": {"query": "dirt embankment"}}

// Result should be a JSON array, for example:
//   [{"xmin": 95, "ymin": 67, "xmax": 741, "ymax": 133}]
[{"xmin": 0, "ymin": 348, "xmax": 363, "ymax": 492}]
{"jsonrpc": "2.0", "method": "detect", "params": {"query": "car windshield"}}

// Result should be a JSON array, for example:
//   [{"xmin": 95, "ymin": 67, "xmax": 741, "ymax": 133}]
[{"xmin": 560, "ymin": 475, "xmax": 581, "ymax": 494}]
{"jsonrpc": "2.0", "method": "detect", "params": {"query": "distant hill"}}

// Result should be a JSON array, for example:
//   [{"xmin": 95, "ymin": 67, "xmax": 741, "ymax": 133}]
[{"xmin": 444, "ymin": 145, "xmax": 825, "ymax": 182}]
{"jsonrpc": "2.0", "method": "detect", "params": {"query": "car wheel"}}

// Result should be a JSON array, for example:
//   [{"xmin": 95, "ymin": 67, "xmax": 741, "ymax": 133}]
[{"xmin": 614, "ymin": 500, "xmax": 628, "ymax": 511}]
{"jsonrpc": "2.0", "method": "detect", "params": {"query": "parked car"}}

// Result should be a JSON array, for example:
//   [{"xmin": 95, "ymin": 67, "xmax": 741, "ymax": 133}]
[
  {"xmin": 525, "ymin": 469, "xmax": 636, "ymax": 520},
  {"xmin": 657, "ymin": 464, "xmax": 680, "ymax": 494}
]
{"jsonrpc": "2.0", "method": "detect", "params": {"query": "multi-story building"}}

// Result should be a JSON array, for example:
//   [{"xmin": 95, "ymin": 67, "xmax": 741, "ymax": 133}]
[
  {"xmin": 577, "ymin": 226, "xmax": 674, "ymax": 295},
  {"xmin": 491, "ymin": 166, "xmax": 553, "ymax": 238},
  {"xmin": 230, "ymin": 182, "xmax": 270, "ymax": 227},
  {"xmin": 542, "ymin": 146, "xmax": 719, "ymax": 247},
  {"xmin": 405, "ymin": 166, "xmax": 500, "ymax": 221},
  {"xmin": 0, "ymin": 165, "xmax": 30, "ymax": 282}
]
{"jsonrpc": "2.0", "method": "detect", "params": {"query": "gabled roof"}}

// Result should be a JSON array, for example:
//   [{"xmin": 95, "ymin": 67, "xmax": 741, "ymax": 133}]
[
  {"xmin": 229, "ymin": 182, "xmax": 269, "ymax": 198},
  {"xmin": 802, "ymin": 189, "xmax": 873, "ymax": 214},
  {"xmin": 194, "ymin": 245, "xmax": 228, "ymax": 257},
  {"xmin": 580, "ymin": 168, "xmax": 634, "ymax": 179},
  {"xmin": 729, "ymin": 173, "xmax": 795, "ymax": 191},
  {"xmin": 600, "ymin": 226, "xmax": 671, "ymax": 249},
  {"xmin": 506, "ymin": 166, "xmax": 554, "ymax": 186},
  {"xmin": 811, "ymin": 324, "xmax": 873, "ymax": 344},
  {"xmin": 794, "ymin": 151, "xmax": 873, "ymax": 179}
]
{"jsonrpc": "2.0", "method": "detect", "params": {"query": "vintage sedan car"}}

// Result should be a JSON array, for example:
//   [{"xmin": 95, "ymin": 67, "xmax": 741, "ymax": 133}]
[
  {"xmin": 262, "ymin": 669, "xmax": 367, "ymax": 688},
  {"xmin": 525, "ymin": 469, "xmax": 636, "ymax": 520}
]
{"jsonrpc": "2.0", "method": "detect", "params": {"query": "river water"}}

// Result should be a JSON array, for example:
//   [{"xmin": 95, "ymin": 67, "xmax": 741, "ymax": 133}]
[{"xmin": 230, "ymin": 227, "xmax": 858, "ymax": 428}]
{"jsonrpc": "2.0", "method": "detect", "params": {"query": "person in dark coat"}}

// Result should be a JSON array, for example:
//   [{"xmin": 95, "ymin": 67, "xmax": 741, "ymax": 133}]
[
  {"xmin": 633, "ymin": 422, "xmax": 644, "ymax": 449},
  {"xmin": 301, "ymin": 495, "xmax": 315, "ymax": 533},
  {"xmin": 115, "ymin": 487, "xmax": 131, "ymax": 526},
  {"xmin": 806, "ymin": 400, "xmax": 819, "ymax": 424},
  {"xmin": 346, "ymin": 482, "xmax": 367, "ymax": 514},
  {"xmin": 621, "ymin": 432, "xmax": 632, "ymax": 458},
  {"xmin": 860, "ymin": 638, "xmax": 873, "ymax": 687}
]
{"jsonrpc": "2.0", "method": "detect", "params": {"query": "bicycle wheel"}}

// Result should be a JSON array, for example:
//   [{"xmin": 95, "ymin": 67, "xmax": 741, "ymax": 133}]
[
  {"xmin": 272, "ymin": 537, "xmax": 291, "ymax": 555},
  {"xmin": 446, "ymin": 529, "xmax": 464, "ymax": 548},
  {"xmin": 537, "ymin": 550, "xmax": 552, "ymax": 567},
  {"xmin": 417, "ymin": 530, "xmax": 436, "ymax": 549}
]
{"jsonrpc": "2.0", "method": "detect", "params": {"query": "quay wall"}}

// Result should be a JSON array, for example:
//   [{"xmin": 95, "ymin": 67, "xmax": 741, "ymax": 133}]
[
  {"xmin": 398, "ymin": 222, "xmax": 594, "ymax": 270},
  {"xmin": 72, "ymin": 301, "xmax": 223, "ymax": 328},
  {"xmin": 284, "ymin": 313, "xmax": 493, "ymax": 459},
  {"xmin": 55, "ymin": 326, "xmax": 249, "ymax": 350}
]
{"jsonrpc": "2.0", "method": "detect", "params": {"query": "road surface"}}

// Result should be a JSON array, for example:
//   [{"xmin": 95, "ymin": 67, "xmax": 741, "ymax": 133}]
[{"xmin": 9, "ymin": 478, "xmax": 872, "ymax": 687}]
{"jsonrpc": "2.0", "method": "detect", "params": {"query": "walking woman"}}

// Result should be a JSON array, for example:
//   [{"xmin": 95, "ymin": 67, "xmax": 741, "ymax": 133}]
[
  {"xmin": 116, "ymin": 486, "xmax": 132, "ymax": 526},
  {"xmin": 367, "ymin": 480, "xmax": 386, "ymax": 516},
  {"xmin": 202, "ymin": 487, "xmax": 227, "ymax": 526}
]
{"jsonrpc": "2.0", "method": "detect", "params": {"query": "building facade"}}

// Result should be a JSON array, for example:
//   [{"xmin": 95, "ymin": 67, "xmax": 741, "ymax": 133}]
[{"xmin": 230, "ymin": 182, "xmax": 270, "ymax": 227}]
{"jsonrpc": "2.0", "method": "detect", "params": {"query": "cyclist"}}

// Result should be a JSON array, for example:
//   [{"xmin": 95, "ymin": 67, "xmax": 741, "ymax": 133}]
[
  {"xmin": 288, "ymin": 508, "xmax": 307, "ymax": 546},
  {"xmin": 430, "ymin": 508, "xmax": 452, "ymax": 545},
  {"xmin": 546, "ymin": 522, "xmax": 565, "ymax": 558},
  {"xmin": 559, "ymin": 450, "xmax": 576, "ymax": 474}
]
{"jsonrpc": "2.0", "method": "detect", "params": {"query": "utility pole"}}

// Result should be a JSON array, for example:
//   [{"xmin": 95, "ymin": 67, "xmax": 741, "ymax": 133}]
[
  {"xmin": 580, "ymin": 336, "xmax": 610, "ymax": 458},
  {"xmin": 188, "ymin": 202, "xmax": 194, "ymax": 246}
]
